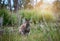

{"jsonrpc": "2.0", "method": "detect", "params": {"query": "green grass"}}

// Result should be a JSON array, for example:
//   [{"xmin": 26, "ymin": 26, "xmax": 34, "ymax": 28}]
[
  {"xmin": 1, "ymin": 22, "xmax": 60, "ymax": 41},
  {"xmin": 19, "ymin": 9, "xmax": 56, "ymax": 23},
  {"xmin": 0, "ymin": 9, "xmax": 59, "ymax": 41}
]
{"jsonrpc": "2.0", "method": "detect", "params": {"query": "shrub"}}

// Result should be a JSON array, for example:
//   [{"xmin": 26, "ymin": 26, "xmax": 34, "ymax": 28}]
[
  {"xmin": 0, "ymin": 9, "xmax": 10, "ymax": 25},
  {"xmin": 20, "ymin": 9, "xmax": 56, "ymax": 23},
  {"xmin": 41, "ymin": 11, "xmax": 56, "ymax": 22},
  {"xmin": 10, "ymin": 14, "xmax": 18, "ymax": 26},
  {"xmin": 0, "ymin": 9, "xmax": 17, "ymax": 26}
]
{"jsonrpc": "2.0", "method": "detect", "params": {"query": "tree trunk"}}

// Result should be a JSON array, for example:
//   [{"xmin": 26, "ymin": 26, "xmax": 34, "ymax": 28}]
[
  {"xmin": 13, "ymin": 0, "xmax": 18, "ymax": 12},
  {"xmin": 8, "ymin": 0, "xmax": 12, "ymax": 11}
]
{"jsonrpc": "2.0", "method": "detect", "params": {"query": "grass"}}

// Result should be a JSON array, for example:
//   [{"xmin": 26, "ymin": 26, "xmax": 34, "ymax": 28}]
[
  {"xmin": 0, "ymin": 9, "xmax": 60, "ymax": 41},
  {"xmin": 19, "ymin": 9, "xmax": 56, "ymax": 23},
  {"xmin": 0, "ymin": 22, "xmax": 60, "ymax": 41}
]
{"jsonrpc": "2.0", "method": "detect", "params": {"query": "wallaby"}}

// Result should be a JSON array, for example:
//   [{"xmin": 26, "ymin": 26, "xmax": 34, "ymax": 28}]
[{"xmin": 19, "ymin": 19, "xmax": 30, "ymax": 35}]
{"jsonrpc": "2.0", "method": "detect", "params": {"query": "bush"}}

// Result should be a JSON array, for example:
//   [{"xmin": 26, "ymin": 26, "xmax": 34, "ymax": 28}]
[
  {"xmin": 20, "ymin": 10, "xmax": 32, "ymax": 20},
  {"xmin": 20, "ymin": 9, "xmax": 56, "ymax": 23},
  {"xmin": 10, "ymin": 14, "xmax": 18, "ymax": 26},
  {"xmin": 0, "ymin": 9, "xmax": 10, "ymax": 25},
  {"xmin": 41, "ymin": 11, "xmax": 56, "ymax": 22},
  {"xmin": 0, "ymin": 9, "xmax": 17, "ymax": 26}
]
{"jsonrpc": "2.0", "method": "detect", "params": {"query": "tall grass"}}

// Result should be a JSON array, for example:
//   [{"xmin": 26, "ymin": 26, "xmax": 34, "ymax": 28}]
[
  {"xmin": 0, "ymin": 9, "xmax": 59, "ymax": 41},
  {"xmin": 20, "ymin": 9, "xmax": 56, "ymax": 23},
  {"xmin": 1, "ymin": 22, "xmax": 60, "ymax": 41}
]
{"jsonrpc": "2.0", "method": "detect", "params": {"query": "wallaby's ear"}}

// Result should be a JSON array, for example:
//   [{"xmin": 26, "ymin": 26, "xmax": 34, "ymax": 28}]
[{"xmin": 25, "ymin": 18, "xmax": 30, "ymax": 21}]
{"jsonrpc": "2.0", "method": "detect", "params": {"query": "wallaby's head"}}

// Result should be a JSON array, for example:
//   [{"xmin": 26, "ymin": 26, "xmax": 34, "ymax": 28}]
[
  {"xmin": 25, "ymin": 19, "xmax": 30, "ymax": 23},
  {"xmin": 25, "ymin": 19, "xmax": 30, "ymax": 28}
]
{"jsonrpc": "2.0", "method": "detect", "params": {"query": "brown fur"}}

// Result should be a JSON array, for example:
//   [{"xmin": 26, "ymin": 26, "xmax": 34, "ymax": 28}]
[{"xmin": 19, "ymin": 21, "xmax": 30, "ymax": 35}]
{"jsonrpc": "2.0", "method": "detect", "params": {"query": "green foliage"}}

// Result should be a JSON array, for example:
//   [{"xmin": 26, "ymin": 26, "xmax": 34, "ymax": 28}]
[
  {"xmin": 41, "ymin": 11, "xmax": 56, "ymax": 22},
  {"xmin": 0, "ymin": 9, "xmax": 17, "ymax": 26},
  {"xmin": 0, "ymin": 9, "xmax": 10, "ymax": 25},
  {"xmin": 20, "ymin": 10, "xmax": 33, "ymax": 20},
  {"xmin": 20, "ymin": 9, "xmax": 56, "ymax": 23},
  {"xmin": 0, "ymin": 9, "xmax": 55, "ymax": 25},
  {"xmin": 10, "ymin": 14, "xmax": 18, "ymax": 25},
  {"xmin": 1, "ymin": 23, "xmax": 60, "ymax": 41},
  {"xmin": 0, "ymin": 9, "xmax": 5, "ymax": 16}
]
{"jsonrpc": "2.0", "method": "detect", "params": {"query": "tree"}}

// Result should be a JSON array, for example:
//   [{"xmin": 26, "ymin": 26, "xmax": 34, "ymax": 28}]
[
  {"xmin": 13, "ymin": 0, "xmax": 19, "ymax": 12},
  {"xmin": 35, "ymin": 0, "xmax": 43, "ymax": 8},
  {"xmin": 0, "ymin": 0, "xmax": 8, "ymax": 9},
  {"xmin": 8, "ymin": 0, "xmax": 12, "ymax": 11},
  {"xmin": 24, "ymin": 0, "xmax": 30, "ymax": 8},
  {"xmin": 0, "ymin": 0, "xmax": 2, "ymax": 8},
  {"xmin": 0, "ymin": 0, "xmax": 2, "ymax": 4},
  {"xmin": 53, "ymin": 0, "xmax": 60, "ymax": 21},
  {"xmin": 53, "ymin": 0, "xmax": 60, "ymax": 13},
  {"xmin": 21, "ymin": 0, "xmax": 31, "ymax": 9},
  {"xmin": 0, "ymin": 0, "xmax": 5, "ymax": 9}
]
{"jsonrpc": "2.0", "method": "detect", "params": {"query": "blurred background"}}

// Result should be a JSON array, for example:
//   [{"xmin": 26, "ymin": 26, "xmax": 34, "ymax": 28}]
[{"xmin": 0, "ymin": 0, "xmax": 60, "ymax": 41}]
